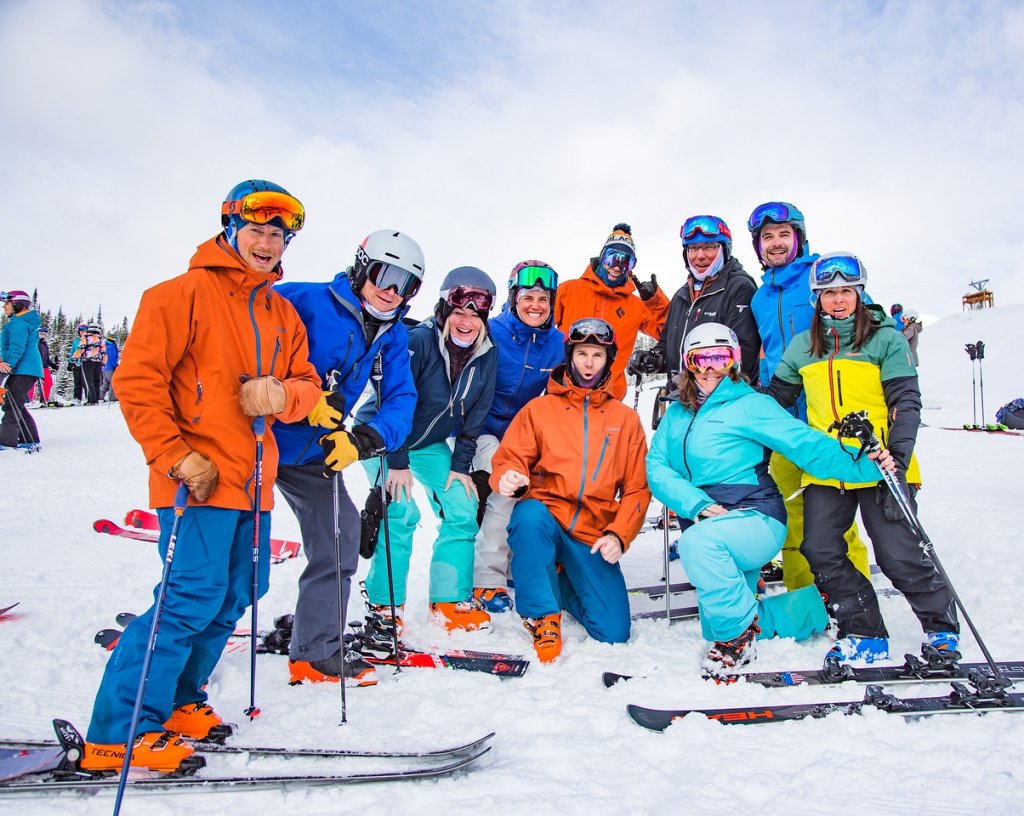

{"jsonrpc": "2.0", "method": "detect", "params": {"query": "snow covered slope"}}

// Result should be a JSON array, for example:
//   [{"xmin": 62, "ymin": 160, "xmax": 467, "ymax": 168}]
[{"xmin": 1, "ymin": 307, "xmax": 1023, "ymax": 815}]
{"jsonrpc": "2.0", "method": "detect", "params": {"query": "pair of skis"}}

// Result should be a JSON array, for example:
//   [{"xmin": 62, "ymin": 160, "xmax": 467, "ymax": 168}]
[
  {"xmin": 94, "ymin": 509, "xmax": 300, "ymax": 564},
  {"xmin": 0, "ymin": 720, "xmax": 492, "ymax": 793},
  {"xmin": 612, "ymin": 647, "xmax": 1024, "ymax": 730}
]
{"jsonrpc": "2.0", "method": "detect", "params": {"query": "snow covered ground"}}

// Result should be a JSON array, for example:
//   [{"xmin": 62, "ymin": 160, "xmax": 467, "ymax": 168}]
[{"xmin": 2, "ymin": 304, "xmax": 1023, "ymax": 815}]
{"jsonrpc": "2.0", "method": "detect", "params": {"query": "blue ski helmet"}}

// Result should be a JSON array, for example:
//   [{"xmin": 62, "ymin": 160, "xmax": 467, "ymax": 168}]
[
  {"xmin": 221, "ymin": 179, "xmax": 304, "ymax": 252},
  {"xmin": 747, "ymin": 201, "xmax": 807, "ymax": 267}
]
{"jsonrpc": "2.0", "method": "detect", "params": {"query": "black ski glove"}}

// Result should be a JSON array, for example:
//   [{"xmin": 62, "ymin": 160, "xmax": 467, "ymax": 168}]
[
  {"xmin": 360, "ymin": 487, "xmax": 391, "ymax": 559},
  {"xmin": 627, "ymin": 347, "xmax": 665, "ymax": 377},
  {"xmin": 635, "ymin": 274, "xmax": 658, "ymax": 301},
  {"xmin": 876, "ymin": 467, "xmax": 914, "ymax": 522}
]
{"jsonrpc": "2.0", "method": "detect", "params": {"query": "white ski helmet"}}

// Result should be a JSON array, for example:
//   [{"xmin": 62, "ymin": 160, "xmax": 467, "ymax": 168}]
[
  {"xmin": 902, "ymin": 308, "xmax": 919, "ymax": 321},
  {"xmin": 683, "ymin": 322, "xmax": 741, "ymax": 358},
  {"xmin": 349, "ymin": 230, "xmax": 425, "ymax": 297}
]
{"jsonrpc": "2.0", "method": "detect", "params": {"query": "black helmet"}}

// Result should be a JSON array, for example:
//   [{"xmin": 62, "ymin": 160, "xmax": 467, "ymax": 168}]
[{"xmin": 564, "ymin": 318, "xmax": 617, "ymax": 389}]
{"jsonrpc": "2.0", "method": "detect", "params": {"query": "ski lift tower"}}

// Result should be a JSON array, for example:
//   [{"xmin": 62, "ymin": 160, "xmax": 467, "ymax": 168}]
[{"xmin": 962, "ymin": 279, "xmax": 994, "ymax": 310}]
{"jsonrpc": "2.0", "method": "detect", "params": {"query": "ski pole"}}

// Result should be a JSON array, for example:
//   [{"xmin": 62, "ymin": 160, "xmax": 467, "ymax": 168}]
[
  {"xmin": 244, "ymin": 415, "xmax": 266, "ymax": 721},
  {"xmin": 662, "ymin": 505, "xmax": 672, "ymax": 623},
  {"xmin": 371, "ymin": 355, "xmax": 401, "ymax": 671},
  {"xmin": 831, "ymin": 412, "xmax": 1006, "ymax": 682},
  {"xmin": 1, "ymin": 374, "xmax": 37, "ymax": 448},
  {"xmin": 112, "ymin": 481, "xmax": 189, "ymax": 816},
  {"xmin": 966, "ymin": 344, "xmax": 977, "ymax": 426},
  {"xmin": 977, "ymin": 341, "xmax": 986, "ymax": 424},
  {"xmin": 632, "ymin": 374, "xmax": 642, "ymax": 413},
  {"xmin": 333, "ymin": 470, "xmax": 348, "ymax": 723}
]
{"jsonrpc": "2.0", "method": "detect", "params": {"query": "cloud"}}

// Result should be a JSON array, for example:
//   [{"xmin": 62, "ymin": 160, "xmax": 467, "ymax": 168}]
[{"xmin": 1, "ymin": 0, "xmax": 1022, "ymax": 327}]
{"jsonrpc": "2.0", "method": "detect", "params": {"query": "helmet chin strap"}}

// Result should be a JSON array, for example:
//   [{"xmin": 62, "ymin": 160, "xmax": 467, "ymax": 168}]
[{"xmin": 569, "ymin": 359, "xmax": 606, "ymax": 389}]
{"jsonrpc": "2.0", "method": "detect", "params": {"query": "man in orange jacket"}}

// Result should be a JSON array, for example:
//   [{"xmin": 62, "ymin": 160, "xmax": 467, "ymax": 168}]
[
  {"xmin": 83, "ymin": 180, "xmax": 321, "ymax": 773},
  {"xmin": 554, "ymin": 223, "xmax": 670, "ymax": 400},
  {"xmin": 490, "ymin": 318, "xmax": 651, "ymax": 663}
]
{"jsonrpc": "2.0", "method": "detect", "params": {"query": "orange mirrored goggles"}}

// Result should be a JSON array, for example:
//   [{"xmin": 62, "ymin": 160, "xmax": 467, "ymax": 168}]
[{"xmin": 221, "ymin": 191, "xmax": 305, "ymax": 231}]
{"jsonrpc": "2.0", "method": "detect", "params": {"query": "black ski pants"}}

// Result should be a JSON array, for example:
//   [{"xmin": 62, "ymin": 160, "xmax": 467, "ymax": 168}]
[
  {"xmin": 0, "ymin": 374, "xmax": 39, "ymax": 447},
  {"xmin": 82, "ymin": 360, "xmax": 103, "ymax": 404},
  {"xmin": 72, "ymin": 364, "xmax": 85, "ymax": 401},
  {"xmin": 275, "ymin": 461, "xmax": 361, "ymax": 663},
  {"xmin": 801, "ymin": 483, "xmax": 958, "ymax": 639}
]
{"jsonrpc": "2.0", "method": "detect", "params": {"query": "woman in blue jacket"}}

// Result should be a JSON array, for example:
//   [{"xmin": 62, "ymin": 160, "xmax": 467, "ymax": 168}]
[
  {"xmin": 470, "ymin": 261, "xmax": 565, "ymax": 613},
  {"xmin": 0, "ymin": 290, "xmax": 43, "ymax": 447},
  {"xmin": 357, "ymin": 267, "xmax": 499, "ymax": 633},
  {"xmin": 647, "ymin": 323, "xmax": 895, "ymax": 678}
]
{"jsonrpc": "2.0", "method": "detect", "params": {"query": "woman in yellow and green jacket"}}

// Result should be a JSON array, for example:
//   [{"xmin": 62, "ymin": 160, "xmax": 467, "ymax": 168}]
[{"xmin": 764, "ymin": 253, "xmax": 958, "ymax": 665}]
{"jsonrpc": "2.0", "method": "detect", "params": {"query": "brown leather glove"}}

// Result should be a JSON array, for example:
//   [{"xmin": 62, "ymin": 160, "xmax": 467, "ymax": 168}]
[
  {"xmin": 239, "ymin": 375, "xmax": 287, "ymax": 416},
  {"xmin": 170, "ymin": 451, "xmax": 219, "ymax": 503}
]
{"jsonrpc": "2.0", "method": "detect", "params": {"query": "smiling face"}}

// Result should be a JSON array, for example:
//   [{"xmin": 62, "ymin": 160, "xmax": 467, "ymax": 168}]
[
  {"xmin": 516, "ymin": 290, "xmax": 551, "ymax": 328},
  {"xmin": 759, "ymin": 223, "xmax": 797, "ymax": 267},
  {"xmin": 447, "ymin": 307, "xmax": 483, "ymax": 345},
  {"xmin": 819, "ymin": 286, "xmax": 860, "ymax": 318},
  {"xmin": 361, "ymin": 277, "xmax": 404, "ymax": 313},
  {"xmin": 685, "ymin": 242, "xmax": 721, "ymax": 276},
  {"xmin": 235, "ymin": 222, "xmax": 285, "ymax": 274},
  {"xmin": 693, "ymin": 367, "xmax": 727, "ymax": 393}
]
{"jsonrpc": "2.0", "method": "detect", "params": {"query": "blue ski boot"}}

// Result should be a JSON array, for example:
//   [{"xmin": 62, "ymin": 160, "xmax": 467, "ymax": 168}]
[
  {"xmin": 925, "ymin": 631, "xmax": 960, "ymax": 652},
  {"xmin": 472, "ymin": 587, "xmax": 514, "ymax": 613},
  {"xmin": 826, "ymin": 636, "xmax": 889, "ymax": 665}
]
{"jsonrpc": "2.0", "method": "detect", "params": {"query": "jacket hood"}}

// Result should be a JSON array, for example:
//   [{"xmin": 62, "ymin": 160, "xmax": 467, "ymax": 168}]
[
  {"xmin": 758, "ymin": 249, "xmax": 819, "ymax": 290},
  {"xmin": 546, "ymin": 362, "xmax": 618, "ymax": 406},
  {"xmin": 189, "ymin": 235, "xmax": 283, "ymax": 294}
]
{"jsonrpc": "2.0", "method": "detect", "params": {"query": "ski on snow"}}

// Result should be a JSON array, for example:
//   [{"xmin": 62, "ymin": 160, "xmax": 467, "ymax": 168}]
[
  {"xmin": 0, "ymin": 720, "xmax": 491, "ymax": 794},
  {"xmin": 94, "ymin": 513, "xmax": 300, "ymax": 563},
  {"xmin": 603, "ymin": 649, "xmax": 1024, "ymax": 689},
  {"xmin": 626, "ymin": 678, "xmax": 1024, "ymax": 730},
  {"xmin": 0, "ymin": 604, "xmax": 19, "ymax": 618}
]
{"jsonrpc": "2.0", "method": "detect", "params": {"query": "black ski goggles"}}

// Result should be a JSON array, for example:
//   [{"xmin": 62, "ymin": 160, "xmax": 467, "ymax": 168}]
[{"xmin": 567, "ymin": 317, "xmax": 616, "ymax": 348}]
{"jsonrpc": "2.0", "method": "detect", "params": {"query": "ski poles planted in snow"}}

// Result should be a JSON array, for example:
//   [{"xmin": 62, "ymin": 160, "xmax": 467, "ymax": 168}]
[
  {"xmin": 244, "ymin": 415, "xmax": 266, "ymax": 721},
  {"xmin": 112, "ymin": 481, "xmax": 189, "ymax": 816},
  {"xmin": 831, "ymin": 411, "xmax": 1008, "ymax": 685},
  {"xmin": 371, "ymin": 354, "xmax": 401, "ymax": 671}
]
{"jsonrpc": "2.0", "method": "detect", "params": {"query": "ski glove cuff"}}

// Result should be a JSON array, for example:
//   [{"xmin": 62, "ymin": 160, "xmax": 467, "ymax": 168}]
[
  {"xmin": 169, "ymin": 451, "xmax": 219, "ymax": 503},
  {"xmin": 635, "ymin": 274, "xmax": 658, "ymax": 301},
  {"xmin": 320, "ymin": 424, "xmax": 387, "ymax": 476},
  {"xmin": 306, "ymin": 390, "xmax": 347, "ymax": 429},
  {"xmin": 238, "ymin": 375, "xmax": 287, "ymax": 417}
]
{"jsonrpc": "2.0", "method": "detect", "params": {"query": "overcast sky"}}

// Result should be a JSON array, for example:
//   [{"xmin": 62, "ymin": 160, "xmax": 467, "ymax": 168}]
[{"xmin": 2, "ymin": 0, "xmax": 1023, "ymax": 327}]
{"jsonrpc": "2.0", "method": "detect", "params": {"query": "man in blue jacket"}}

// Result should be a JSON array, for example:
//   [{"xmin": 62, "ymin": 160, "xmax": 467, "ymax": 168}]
[
  {"xmin": 747, "ymin": 202, "xmax": 870, "ymax": 591},
  {"xmin": 273, "ymin": 230, "xmax": 423, "ymax": 686},
  {"xmin": 101, "ymin": 332, "xmax": 120, "ymax": 402},
  {"xmin": 0, "ymin": 290, "xmax": 43, "ymax": 447}
]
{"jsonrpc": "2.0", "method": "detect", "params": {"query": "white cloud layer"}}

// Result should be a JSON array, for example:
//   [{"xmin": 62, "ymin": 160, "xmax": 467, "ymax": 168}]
[{"xmin": 2, "ymin": 0, "xmax": 1023, "ymax": 326}]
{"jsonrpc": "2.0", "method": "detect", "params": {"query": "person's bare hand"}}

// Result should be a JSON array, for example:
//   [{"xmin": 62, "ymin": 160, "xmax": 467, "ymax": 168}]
[{"xmin": 498, "ymin": 470, "xmax": 530, "ymax": 497}]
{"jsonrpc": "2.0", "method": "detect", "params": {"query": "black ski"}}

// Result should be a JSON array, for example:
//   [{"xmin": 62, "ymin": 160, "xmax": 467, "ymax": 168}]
[
  {"xmin": 627, "ymin": 678, "xmax": 1024, "ymax": 730},
  {"xmin": 1, "ymin": 730, "xmax": 496, "ymax": 761},
  {"xmin": 604, "ymin": 651, "xmax": 1024, "ymax": 689},
  {"xmin": 0, "ymin": 603, "xmax": 19, "ymax": 617}
]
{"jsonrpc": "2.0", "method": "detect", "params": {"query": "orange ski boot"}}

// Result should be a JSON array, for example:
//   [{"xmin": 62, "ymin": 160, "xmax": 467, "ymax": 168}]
[
  {"xmin": 430, "ymin": 600, "xmax": 491, "ymax": 632},
  {"xmin": 523, "ymin": 613, "xmax": 562, "ymax": 664},
  {"xmin": 289, "ymin": 649, "xmax": 378, "ymax": 686},
  {"xmin": 82, "ymin": 731, "xmax": 202, "ymax": 774},
  {"xmin": 164, "ymin": 702, "xmax": 232, "ymax": 742}
]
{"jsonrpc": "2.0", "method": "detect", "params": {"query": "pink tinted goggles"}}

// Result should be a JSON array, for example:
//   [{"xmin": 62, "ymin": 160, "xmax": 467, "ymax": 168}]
[{"xmin": 685, "ymin": 346, "xmax": 739, "ymax": 374}]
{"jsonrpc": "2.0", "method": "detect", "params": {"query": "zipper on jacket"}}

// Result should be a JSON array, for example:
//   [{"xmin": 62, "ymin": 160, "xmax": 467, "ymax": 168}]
[
  {"xmin": 248, "ymin": 283, "xmax": 269, "ymax": 377},
  {"xmin": 591, "ymin": 434, "xmax": 610, "ymax": 482},
  {"xmin": 270, "ymin": 338, "xmax": 281, "ymax": 376},
  {"xmin": 826, "ymin": 329, "xmax": 846, "ymax": 490},
  {"xmin": 567, "ymin": 394, "xmax": 590, "ymax": 535},
  {"xmin": 195, "ymin": 381, "xmax": 203, "ymax": 405},
  {"xmin": 836, "ymin": 370, "xmax": 844, "ymax": 406}
]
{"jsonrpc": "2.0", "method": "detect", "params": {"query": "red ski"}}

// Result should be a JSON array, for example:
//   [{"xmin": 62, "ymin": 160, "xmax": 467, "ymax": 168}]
[
  {"xmin": 95, "ymin": 515, "xmax": 301, "ymax": 563},
  {"xmin": 365, "ymin": 647, "xmax": 529, "ymax": 677}
]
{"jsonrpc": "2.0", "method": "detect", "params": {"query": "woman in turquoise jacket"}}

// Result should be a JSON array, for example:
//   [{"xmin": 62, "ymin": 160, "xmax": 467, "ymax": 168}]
[{"xmin": 647, "ymin": 322, "xmax": 893, "ymax": 678}]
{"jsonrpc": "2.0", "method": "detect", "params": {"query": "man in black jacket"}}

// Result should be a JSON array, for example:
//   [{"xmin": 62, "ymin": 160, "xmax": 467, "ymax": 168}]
[{"xmin": 628, "ymin": 215, "xmax": 760, "ymax": 383}]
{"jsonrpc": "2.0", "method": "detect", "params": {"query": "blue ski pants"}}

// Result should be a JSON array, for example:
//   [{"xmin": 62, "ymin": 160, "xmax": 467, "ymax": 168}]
[
  {"xmin": 362, "ymin": 442, "xmax": 479, "ymax": 605},
  {"xmin": 677, "ymin": 509, "xmax": 827, "ymax": 643},
  {"xmin": 87, "ymin": 507, "xmax": 270, "ymax": 744},
  {"xmin": 507, "ymin": 499, "xmax": 630, "ymax": 644}
]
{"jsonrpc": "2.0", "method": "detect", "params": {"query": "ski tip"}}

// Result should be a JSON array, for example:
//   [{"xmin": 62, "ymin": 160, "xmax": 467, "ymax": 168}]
[
  {"xmin": 626, "ymin": 704, "xmax": 677, "ymax": 732},
  {"xmin": 603, "ymin": 672, "xmax": 632, "ymax": 688},
  {"xmin": 94, "ymin": 628, "xmax": 121, "ymax": 651}
]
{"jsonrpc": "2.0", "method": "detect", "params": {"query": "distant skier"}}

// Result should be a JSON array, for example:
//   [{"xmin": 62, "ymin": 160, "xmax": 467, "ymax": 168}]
[
  {"xmin": 745, "ymin": 202, "xmax": 872, "ymax": 591},
  {"xmin": 80, "ymin": 323, "xmax": 106, "ymax": 405},
  {"xmin": 901, "ymin": 308, "xmax": 922, "ymax": 365},
  {"xmin": 890, "ymin": 303, "xmax": 905, "ymax": 332},
  {"xmin": 627, "ymin": 214, "xmax": 760, "ymax": 383},
  {"xmin": 470, "ymin": 261, "xmax": 565, "ymax": 614},
  {"xmin": 100, "ymin": 332, "xmax": 119, "ymax": 402},
  {"xmin": 555, "ymin": 223, "xmax": 669, "ymax": 400},
  {"xmin": 764, "ymin": 253, "xmax": 959, "ymax": 664},
  {"xmin": 36, "ymin": 326, "xmax": 56, "ymax": 403},
  {"xmin": 490, "ymin": 318, "xmax": 651, "ymax": 663},
  {"xmin": 82, "ymin": 179, "xmax": 320, "ymax": 773},
  {"xmin": 0, "ymin": 290, "xmax": 43, "ymax": 447},
  {"xmin": 273, "ymin": 230, "xmax": 423, "ymax": 686},
  {"xmin": 355, "ymin": 267, "xmax": 499, "ymax": 633},
  {"xmin": 648, "ymin": 323, "xmax": 894, "ymax": 677}
]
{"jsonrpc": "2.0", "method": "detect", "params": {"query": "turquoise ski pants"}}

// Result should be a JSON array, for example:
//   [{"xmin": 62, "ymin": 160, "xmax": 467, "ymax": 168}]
[{"xmin": 362, "ymin": 442, "xmax": 479, "ymax": 605}]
